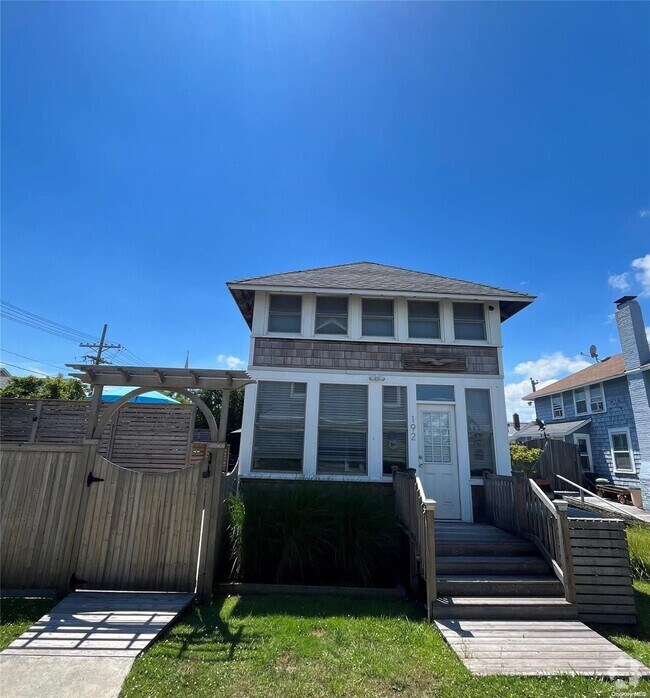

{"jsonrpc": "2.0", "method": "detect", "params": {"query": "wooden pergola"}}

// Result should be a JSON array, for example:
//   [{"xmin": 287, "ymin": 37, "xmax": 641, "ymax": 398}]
[{"xmin": 67, "ymin": 364, "xmax": 254, "ymax": 445}]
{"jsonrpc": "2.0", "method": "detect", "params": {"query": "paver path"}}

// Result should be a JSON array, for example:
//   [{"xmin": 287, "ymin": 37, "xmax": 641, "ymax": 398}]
[
  {"xmin": 1, "ymin": 590, "xmax": 193, "ymax": 697},
  {"xmin": 436, "ymin": 619, "xmax": 650, "ymax": 678}
]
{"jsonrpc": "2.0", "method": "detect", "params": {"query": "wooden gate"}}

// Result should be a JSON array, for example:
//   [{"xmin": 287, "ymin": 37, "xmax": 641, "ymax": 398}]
[{"xmin": 0, "ymin": 444, "xmax": 226, "ymax": 601}]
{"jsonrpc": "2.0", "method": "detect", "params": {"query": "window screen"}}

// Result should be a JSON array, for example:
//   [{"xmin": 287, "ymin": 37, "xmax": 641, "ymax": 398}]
[
  {"xmin": 317, "ymin": 384, "xmax": 368, "ymax": 474},
  {"xmin": 315, "ymin": 296, "xmax": 348, "ymax": 335},
  {"xmin": 465, "ymin": 388, "xmax": 495, "ymax": 476},
  {"xmin": 253, "ymin": 381, "xmax": 306, "ymax": 471},
  {"xmin": 268, "ymin": 295, "xmax": 302, "ymax": 333},
  {"xmin": 362, "ymin": 299, "xmax": 394, "ymax": 337},
  {"xmin": 453, "ymin": 303, "xmax": 486, "ymax": 340},
  {"xmin": 382, "ymin": 386, "xmax": 408, "ymax": 475},
  {"xmin": 408, "ymin": 301, "xmax": 440, "ymax": 339},
  {"xmin": 574, "ymin": 388, "xmax": 587, "ymax": 415}
]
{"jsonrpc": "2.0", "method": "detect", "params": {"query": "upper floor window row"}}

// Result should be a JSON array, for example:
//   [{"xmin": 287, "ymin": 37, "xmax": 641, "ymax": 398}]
[
  {"xmin": 266, "ymin": 294, "xmax": 488, "ymax": 341},
  {"xmin": 546, "ymin": 383, "xmax": 605, "ymax": 419}
]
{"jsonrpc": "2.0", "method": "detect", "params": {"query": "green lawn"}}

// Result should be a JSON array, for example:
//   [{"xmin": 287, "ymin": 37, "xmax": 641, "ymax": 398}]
[
  {"xmin": 0, "ymin": 597, "xmax": 55, "ymax": 651},
  {"xmin": 122, "ymin": 593, "xmax": 650, "ymax": 698}
]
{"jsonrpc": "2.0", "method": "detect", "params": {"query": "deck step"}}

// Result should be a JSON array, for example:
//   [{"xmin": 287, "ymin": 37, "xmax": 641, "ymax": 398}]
[
  {"xmin": 432, "ymin": 596, "xmax": 578, "ymax": 620},
  {"xmin": 436, "ymin": 575, "xmax": 563, "ymax": 597},
  {"xmin": 436, "ymin": 556, "xmax": 551, "ymax": 576},
  {"xmin": 436, "ymin": 539, "xmax": 537, "ymax": 557}
]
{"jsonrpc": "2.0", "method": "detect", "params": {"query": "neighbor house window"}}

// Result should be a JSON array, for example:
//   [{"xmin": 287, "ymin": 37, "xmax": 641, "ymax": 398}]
[
  {"xmin": 362, "ymin": 299, "xmax": 394, "ymax": 337},
  {"xmin": 453, "ymin": 303, "xmax": 486, "ymax": 341},
  {"xmin": 315, "ymin": 296, "xmax": 348, "ymax": 335},
  {"xmin": 465, "ymin": 388, "xmax": 495, "ymax": 476},
  {"xmin": 268, "ymin": 294, "xmax": 302, "ymax": 333},
  {"xmin": 416, "ymin": 385, "xmax": 455, "ymax": 402},
  {"xmin": 551, "ymin": 394, "xmax": 564, "ymax": 419},
  {"xmin": 317, "ymin": 384, "xmax": 368, "ymax": 474},
  {"xmin": 252, "ymin": 381, "xmax": 306, "ymax": 472},
  {"xmin": 609, "ymin": 429, "xmax": 634, "ymax": 473},
  {"xmin": 382, "ymin": 386, "xmax": 408, "ymax": 475},
  {"xmin": 574, "ymin": 388, "xmax": 588, "ymax": 415},
  {"xmin": 589, "ymin": 384, "xmax": 604, "ymax": 413},
  {"xmin": 408, "ymin": 301, "xmax": 440, "ymax": 339},
  {"xmin": 574, "ymin": 434, "xmax": 592, "ymax": 472}
]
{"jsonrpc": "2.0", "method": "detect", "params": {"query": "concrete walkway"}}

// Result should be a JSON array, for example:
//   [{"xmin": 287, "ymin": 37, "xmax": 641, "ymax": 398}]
[
  {"xmin": 1, "ymin": 590, "xmax": 193, "ymax": 698},
  {"xmin": 436, "ymin": 619, "xmax": 650, "ymax": 678}
]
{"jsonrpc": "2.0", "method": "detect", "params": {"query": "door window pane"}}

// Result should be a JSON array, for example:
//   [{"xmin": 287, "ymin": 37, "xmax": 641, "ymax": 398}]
[
  {"xmin": 408, "ymin": 301, "xmax": 440, "ymax": 339},
  {"xmin": 416, "ymin": 385, "xmax": 455, "ymax": 402},
  {"xmin": 253, "ymin": 381, "xmax": 306, "ymax": 471},
  {"xmin": 317, "ymin": 384, "xmax": 368, "ymax": 474},
  {"xmin": 422, "ymin": 410, "xmax": 452, "ymax": 464},
  {"xmin": 315, "ymin": 296, "xmax": 348, "ymax": 335},
  {"xmin": 268, "ymin": 295, "xmax": 302, "ymax": 333},
  {"xmin": 465, "ymin": 388, "xmax": 495, "ymax": 476},
  {"xmin": 453, "ymin": 303, "xmax": 486, "ymax": 341},
  {"xmin": 362, "ymin": 299, "xmax": 394, "ymax": 337},
  {"xmin": 383, "ymin": 386, "xmax": 408, "ymax": 475}
]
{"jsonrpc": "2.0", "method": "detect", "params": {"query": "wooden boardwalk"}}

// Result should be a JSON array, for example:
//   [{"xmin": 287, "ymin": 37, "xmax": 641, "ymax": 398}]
[
  {"xmin": 2, "ymin": 590, "xmax": 194, "ymax": 658},
  {"xmin": 436, "ymin": 619, "xmax": 650, "ymax": 678},
  {"xmin": 565, "ymin": 495, "xmax": 650, "ymax": 525}
]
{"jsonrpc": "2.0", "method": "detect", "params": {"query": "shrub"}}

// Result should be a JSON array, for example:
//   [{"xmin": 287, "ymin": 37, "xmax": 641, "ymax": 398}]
[
  {"xmin": 510, "ymin": 443, "xmax": 543, "ymax": 477},
  {"xmin": 227, "ymin": 482, "xmax": 399, "ymax": 587},
  {"xmin": 627, "ymin": 524, "xmax": 650, "ymax": 581}
]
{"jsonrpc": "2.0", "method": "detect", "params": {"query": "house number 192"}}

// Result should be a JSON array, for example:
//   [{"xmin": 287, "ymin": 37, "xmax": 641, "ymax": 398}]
[{"xmin": 410, "ymin": 417, "xmax": 416, "ymax": 441}]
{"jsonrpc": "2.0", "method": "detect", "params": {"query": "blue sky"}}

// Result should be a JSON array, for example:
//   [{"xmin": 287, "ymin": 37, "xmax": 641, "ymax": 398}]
[{"xmin": 1, "ymin": 2, "xmax": 648, "ymax": 418}]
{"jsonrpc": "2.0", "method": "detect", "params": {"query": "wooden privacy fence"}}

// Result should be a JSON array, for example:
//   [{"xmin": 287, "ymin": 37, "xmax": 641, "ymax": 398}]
[
  {"xmin": 485, "ymin": 474, "xmax": 575, "ymax": 603},
  {"xmin": 393, "ymin": 469, "xmax": 436, "ymax": 620},
  {"xmin": 0, "ymin": 398, "xmax": 196, "ymax": 472},
  {"xmin": 525, "ymin": 438, "xmax": 582, "ymax": 485},
  {"xmin": 0, "ymin": 443, "xmax": 228, "ymax": 602}
]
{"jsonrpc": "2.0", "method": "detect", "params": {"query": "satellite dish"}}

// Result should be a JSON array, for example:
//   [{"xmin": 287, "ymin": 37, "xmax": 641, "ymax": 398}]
[{"xmin": 589, "ymin": 345, "xmax": 598, "ymax": 360}]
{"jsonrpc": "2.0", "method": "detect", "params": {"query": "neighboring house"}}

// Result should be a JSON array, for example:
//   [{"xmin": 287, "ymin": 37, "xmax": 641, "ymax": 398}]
[
  {"xmin": 519, "ymin": 296, "xmax": 650, "ymax": 506},
  {"xmin": 227, "ymin": 262, "xmax": 534, "ymax": 522},
  {"xmin": 0, "ymin": 368, "xmax": 11, "ymax": 389}
]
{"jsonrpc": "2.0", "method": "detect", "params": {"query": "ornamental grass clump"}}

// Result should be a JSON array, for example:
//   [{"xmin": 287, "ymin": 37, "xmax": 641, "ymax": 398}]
[
  {"xmin": 627, "ymin": 524, "xmax": 650, "ymax": 581},
  {"xmin": 227, "ymin": 482, "xmax": 399, "ymax": 587}
]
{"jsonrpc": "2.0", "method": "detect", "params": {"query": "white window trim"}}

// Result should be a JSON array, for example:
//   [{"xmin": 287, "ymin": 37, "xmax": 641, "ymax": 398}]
[
  {"xmin": 573, "ymin": 433, "xmax": 593, "ymax": 472},
  {"xmin": 551, "ymin": 393, "xmax": 564, "ymax": 419},
  {"xmin": 360, "ymin": 296, "xmax": 396, "ymax": 340},
  {"xmin": 407, "ymin": 299, "xmax": 442, "ymax": 341},
  {"xmin": 572, "ymin": 383, "xmax": 607, "ymax": 416},
  {"xmin": 452, "ymin": 302, "xmax": 490, "ymax": 344},
  {"xmin": 266, "ymin": 293, "xmax": 305, "ymax": 337},
  {"xmin": 314, "ymin": 294, "xmax": 351, "ymax": 339},
  {"xmin": 608, "ymin": 427, "xmax": 635, "ymax": 474}
]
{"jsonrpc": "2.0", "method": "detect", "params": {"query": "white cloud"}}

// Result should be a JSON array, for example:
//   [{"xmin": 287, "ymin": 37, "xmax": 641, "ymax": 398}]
[
  {"xmin": 631, "ymin": 254, "xmax": 650, "ymax": 297},
  {"xmin": 608, "ymin": 272, "xmax": 630, "ymax": 292},
  {"xmin": 639, "ymin": 209, "xmax": 650, "ymax": 218},
  {"xmin": 216, "ymin": 354, "xmax": 246, "ymax": 370},
  {"xmin": 504, "ymin": 352, "xmax": 591, "ymax": 422}
]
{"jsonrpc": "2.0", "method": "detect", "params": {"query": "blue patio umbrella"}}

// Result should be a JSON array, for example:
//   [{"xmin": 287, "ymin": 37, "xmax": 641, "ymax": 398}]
[{"xmin": 99, "ymin": 386, "xmax": 180, "ymax": 404}]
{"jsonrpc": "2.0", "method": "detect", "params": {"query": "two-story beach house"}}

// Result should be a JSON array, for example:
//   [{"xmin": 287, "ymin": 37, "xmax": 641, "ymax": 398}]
[
  {"xmin": 227, "ymin": 262, "xmax": 534, "ymax": 522},
  {"xmin": 518, "ymin": 295, "xmax": 650, "ymax": 507}
]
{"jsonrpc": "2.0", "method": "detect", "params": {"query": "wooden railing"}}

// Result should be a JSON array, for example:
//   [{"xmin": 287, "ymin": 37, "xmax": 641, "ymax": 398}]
[
  {"xmin": 393, "ymin": 469, "xmax": 437, "ymax": 620},
  {"xmin": 485, "ymin": 474, "xmax": 576, "ymax": 604}
]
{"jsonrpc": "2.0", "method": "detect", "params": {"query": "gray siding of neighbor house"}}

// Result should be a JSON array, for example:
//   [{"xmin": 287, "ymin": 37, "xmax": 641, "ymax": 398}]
[
  {"xmin": 252, "ymin": 338, "xmax": 500, "ymax": 374},
  {"xmin": 532, "ymin": 377, "xmax": 642, "ymax": 488}
]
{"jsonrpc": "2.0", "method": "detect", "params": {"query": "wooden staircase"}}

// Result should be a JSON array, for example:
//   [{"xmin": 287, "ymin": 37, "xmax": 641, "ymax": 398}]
[{"xmin": 432, "ymin": 523, "xmax": 577, "ymax": 620}]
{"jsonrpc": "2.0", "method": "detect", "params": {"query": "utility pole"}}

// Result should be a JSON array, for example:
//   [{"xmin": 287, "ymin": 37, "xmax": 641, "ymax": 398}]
[
  {"xmin": 530, "ymin": 378, "xmax": 539, "ymax": 393},
  {"xmin": 80, "ymin": 324, "xmax": 122, "ymax": 365}
]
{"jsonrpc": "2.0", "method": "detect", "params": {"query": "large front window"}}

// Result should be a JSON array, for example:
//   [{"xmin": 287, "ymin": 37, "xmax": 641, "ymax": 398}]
[
  {"xmin": 382, "ymin": 386, "xmax": 408, "ymax": 475},
  {"xmin": 268, "ymin": 294, "xmax": 302, "ymax": 333},
  {"xmin": 465, "ymin": 388, "xmax": 495, "ymax": 476},
  {"xmin": 362, "ymin": 299, "xmax": 394, "ymax": 337},
  {"xmin": 317, "ymin": 384, "xmax": 368, "ymax": 474},
  {"xmin": 252, "ymin": 381, "xmax": 306, "ymax": 471}
]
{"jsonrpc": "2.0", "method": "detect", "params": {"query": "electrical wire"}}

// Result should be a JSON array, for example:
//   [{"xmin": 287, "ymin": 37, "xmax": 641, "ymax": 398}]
[
  {"xmin": 0, "ymin": 350, "xmax": 68, "ymax": 373},
  {"xmin": 0, "ymin": 301, "xmax": 100, "ymax": 342},
  {"xmin": 0, "ymin": 361, "xmax": 52, "ymax": 377}
]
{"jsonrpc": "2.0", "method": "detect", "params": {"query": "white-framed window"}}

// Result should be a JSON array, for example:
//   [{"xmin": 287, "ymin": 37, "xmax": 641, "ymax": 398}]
[
  {"xmin": 408, "ymin": 300, "xmax": 440, "ymax": 339},
  {"xmin": 361, "ymin": 298, "xmax": 394, "ymax": 337},
  {"xmin": 268, "ymin": 294, "xmax": 302, "ymax": 333},
  {"xmin": 574, "ymin": 383, "xmax": 606, "ymax": 415},
  {"xmin": 573, "ymin": 433, "xmax": 593, "ymax": 472},
  {"xmin": 465, "ymin": 388, "xmax": 495, "ymax": 476},
  {"xmin": 315, "ymin": 296, "xmax": 348, "ymax": 335},
  {"xmin": 453, "ymin": 302, "xmax": 486, "ymax": 341},
  {"xmin": 382, "ymin": 386, "xmax": 408, "ymax": 475},
  {"xmin": 609, "ymin": 428, "xmax": 635, "ymax": 473},
  {"xmin": 317, "ymin": 384, "xmax": 368, "ymax": 474},
  {"xmin": 551, "ymin": 394, "xmax": 564, "ymax": 419},
  {"xmin": 252, "ymin": 381, "xmax": 306, "ymax": 472}
]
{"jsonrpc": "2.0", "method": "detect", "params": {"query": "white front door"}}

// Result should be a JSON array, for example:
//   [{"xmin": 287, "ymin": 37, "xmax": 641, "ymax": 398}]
[{"xmin": 418, "ymin": 405, "xmax": 461, "ymax": 519}]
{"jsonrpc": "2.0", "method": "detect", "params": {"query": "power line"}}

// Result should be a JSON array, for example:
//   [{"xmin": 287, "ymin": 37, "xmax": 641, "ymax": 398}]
[
  {"xmin": 0, "ymin": 301, "xmax": 99, "ymax": 342},
  {"xmin": 0, "ymin": 350, "xmax": 68, "ymax": 373},
  {"xmin": 0, "ymin": 361, "xmax": 52, "ymax": 377}
]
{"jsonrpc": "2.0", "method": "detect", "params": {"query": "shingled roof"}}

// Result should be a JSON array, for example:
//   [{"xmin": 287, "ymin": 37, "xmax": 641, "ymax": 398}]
[
  {"xmin": 228, "ymin": 262, "xmax": 535, "ymax": 327},
  {"xmin": 523, "ymin": 354, "xmax": 626, "ymax": 401}
]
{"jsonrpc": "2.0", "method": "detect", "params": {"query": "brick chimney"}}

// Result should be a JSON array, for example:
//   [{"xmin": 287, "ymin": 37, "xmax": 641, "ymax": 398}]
[{"xmin": 615, "ymin": 295, "xmax": 650, "ymax": 506}]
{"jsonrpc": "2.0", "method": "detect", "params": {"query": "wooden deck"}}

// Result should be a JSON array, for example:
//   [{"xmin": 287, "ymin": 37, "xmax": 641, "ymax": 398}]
[
  {"xmin": 436, "ymin": 619, "xmax": 650, "ymax": 678},
  {"xmin": 2, "ymin": 590, "xmax": 194, "ymax": 658}
]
